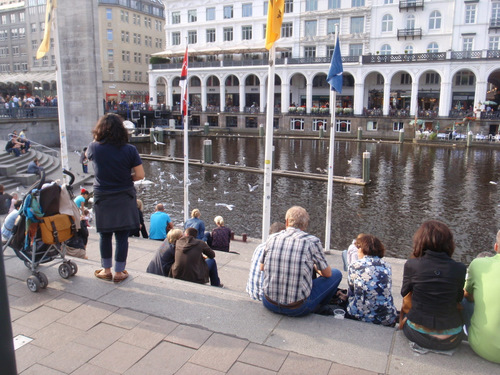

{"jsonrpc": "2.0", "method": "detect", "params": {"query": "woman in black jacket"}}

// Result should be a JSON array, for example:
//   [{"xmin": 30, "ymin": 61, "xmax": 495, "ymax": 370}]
[{"xmin": 401, "ymin": 220, "xmax": 467, "ymax": 351}]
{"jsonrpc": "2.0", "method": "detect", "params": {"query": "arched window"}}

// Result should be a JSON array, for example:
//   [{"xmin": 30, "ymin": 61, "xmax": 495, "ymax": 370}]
[
  {"xmin": 406, "ymin": 15, "xmax": 415, "ymax": 29},
  {"xmin": 382, "ymin": 14, "xmax": 393, "ymax": 32},
  {"xmin": 429, "ymin": 11, "xmax": 441, "ymax": 30},
  {"xmin": 404, "ymin": 45, "xmax": 413, "ymax": 54},
  {"xmin": 381, "ymin": 44, "xmax": 391, "ymax": 55},
  {"xmin": 427, "ymin": 42, "xmax": 439, "ymax": 53}
]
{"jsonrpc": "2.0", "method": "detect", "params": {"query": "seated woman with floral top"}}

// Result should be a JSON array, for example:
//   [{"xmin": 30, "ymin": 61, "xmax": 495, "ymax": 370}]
[{"xmin": 338, "ymin": 233, "xmax": 397, "ymax": 326}]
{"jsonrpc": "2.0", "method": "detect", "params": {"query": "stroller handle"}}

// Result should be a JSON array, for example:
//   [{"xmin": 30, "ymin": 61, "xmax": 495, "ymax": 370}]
[{"xmin": 63, "ymin": 169, "xmax": 75, "ymax": 186}]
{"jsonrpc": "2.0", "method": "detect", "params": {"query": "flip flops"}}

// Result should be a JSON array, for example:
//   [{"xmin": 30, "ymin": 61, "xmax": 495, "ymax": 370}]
[
  {"xmin": 113, "ymin": 270, "xmax": 129, "ymax": 283},
  {"xmin": 94, "ymin": 269, "xmax": 112, "ymax": 281}
]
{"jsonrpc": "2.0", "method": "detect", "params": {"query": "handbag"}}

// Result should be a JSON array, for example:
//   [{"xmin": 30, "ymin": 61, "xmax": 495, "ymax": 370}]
[
  {"xmin": 39, "ymin": 214, "xmax": 76, "ymax": 244},
  {"xmin": 399, "ymin": 292, "xmax": 413, "ymax": 330}
]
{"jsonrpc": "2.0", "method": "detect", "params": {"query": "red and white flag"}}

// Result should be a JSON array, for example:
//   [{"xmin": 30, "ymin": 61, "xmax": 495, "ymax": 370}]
[{"xmin": 179, "ymin": 47, "xmax": 188, "ymax": 117}]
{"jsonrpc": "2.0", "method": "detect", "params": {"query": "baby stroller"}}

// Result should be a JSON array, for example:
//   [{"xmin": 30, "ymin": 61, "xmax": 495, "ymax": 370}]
[{"xmin": 5, "ymin": 170, "xmax": 81, "ymax": 292}]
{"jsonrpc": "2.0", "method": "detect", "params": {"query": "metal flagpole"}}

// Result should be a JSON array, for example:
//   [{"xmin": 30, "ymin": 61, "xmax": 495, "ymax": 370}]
[
  {"xmin": 324, "ymin": 25, "xmax": 343, "ymax": 252},
  {"xmin": 181, "ymin": 47, "xmax": 189, "ymax": 223},
  {"xmin": 324, "ymin": 88, "xmax": 336, "ymax": 252},
  {"xmin": 53, "ymin": 8, "xmax": 70, "ymax": 183},
  {"xmin": 262, "ymin": 44, "xmax": 276, "ymax": 242}
]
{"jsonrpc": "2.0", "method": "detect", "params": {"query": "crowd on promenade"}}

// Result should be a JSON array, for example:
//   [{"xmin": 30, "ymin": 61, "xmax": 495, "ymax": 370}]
[{"xmin": 56, "ymin": 113, "xmax": 499, "ymax": 367}]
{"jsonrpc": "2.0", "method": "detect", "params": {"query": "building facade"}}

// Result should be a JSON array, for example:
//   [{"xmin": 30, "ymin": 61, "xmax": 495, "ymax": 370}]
[
  {"xmin": 0, "ymin": 0, "xmax": 165, "ymax": 106},
  {"xmin": 149, "ymin": 0, "xmax": 500, "ymax": 136}
]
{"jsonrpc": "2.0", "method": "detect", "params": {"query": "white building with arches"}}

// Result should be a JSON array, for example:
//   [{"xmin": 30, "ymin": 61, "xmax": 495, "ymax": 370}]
[{"xmin": 149, "ymin": 0, "xmax": 500, "ymax": 137}]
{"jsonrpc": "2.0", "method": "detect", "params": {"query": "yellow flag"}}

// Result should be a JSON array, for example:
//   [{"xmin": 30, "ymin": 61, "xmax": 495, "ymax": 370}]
[
  {"xmin": 36, "ymin": 0, "xmax": 57, "ymax": 59},
  {"xmin": 265, "ymin": 0, "xmax": 285, "ymax": 50}
]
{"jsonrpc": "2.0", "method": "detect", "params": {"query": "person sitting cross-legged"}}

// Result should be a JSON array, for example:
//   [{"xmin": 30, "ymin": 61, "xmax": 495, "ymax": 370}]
[
  {"xmin": 260, "ymin": 206, "xmax": 342, "ymax": 317},
  {"xmin": 170, "ymin": 227, "xmax": 222, "ymax": 287}
]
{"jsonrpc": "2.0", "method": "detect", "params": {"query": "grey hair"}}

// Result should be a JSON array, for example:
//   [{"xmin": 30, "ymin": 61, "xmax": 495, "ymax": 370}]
[{"xmin": 285, "ymin": 206, "xmax": 309, "ymax": 230}]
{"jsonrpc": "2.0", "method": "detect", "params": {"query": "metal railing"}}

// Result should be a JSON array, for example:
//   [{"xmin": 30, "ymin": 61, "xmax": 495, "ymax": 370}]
[
  {"xmin": 397, "ymin": 28, "xmax": 423, "ymax": 39},
  {"xmin": 0, "ymin": 107, "xmax": 58, "ymax": 119}
]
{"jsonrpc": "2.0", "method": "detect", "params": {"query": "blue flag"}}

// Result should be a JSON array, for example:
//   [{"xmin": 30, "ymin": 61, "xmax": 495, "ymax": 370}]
[{"xmin": 327, "ymin": 34, "xmax": 343, "ymax": 93}]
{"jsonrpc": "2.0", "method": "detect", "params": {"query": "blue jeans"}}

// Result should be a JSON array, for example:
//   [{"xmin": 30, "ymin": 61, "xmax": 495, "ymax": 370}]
[
  {"xmin": 100, "ymin": 230, "xmax": 129, "ymax": 272},
  {"xmin": 263, "ymin": 268, "xmax": 342, "ymax": 317},
  {"xmin": 205, "ymin": 258, "xmax": 221, "ymax": 286},
  {"xmin": 7, "ymin": 147, "xmax": 20, "ymax": 157},
  {"xmin": 461, "ymin": 297, "xmax": 474, "ymax": 334}
]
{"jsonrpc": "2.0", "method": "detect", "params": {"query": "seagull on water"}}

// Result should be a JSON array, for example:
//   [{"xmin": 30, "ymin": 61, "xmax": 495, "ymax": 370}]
[{"xmin": 489, "ymin": 181, "xmax": 498, "ymax": 185}]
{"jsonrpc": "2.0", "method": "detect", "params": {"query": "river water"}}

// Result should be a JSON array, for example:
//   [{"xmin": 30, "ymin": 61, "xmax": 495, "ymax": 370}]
[{"xmin": 134, "ymin": 137, "xmax": 500, "ymax": 264}]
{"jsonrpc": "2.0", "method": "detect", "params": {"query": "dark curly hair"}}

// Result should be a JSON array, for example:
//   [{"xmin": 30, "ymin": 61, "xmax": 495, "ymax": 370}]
[
  {"xmin": 412, "ymin": 220, "xmax": 455, "ymax": 258},
  {"xmin": 92, "ymin": 113, "xmax": 129, "ymax": 146}
]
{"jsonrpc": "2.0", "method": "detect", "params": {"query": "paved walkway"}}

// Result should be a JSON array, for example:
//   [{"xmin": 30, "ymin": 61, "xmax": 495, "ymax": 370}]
[{"xmin": 4, "ymin": 230, "xmax": 499, "ymax": 375}]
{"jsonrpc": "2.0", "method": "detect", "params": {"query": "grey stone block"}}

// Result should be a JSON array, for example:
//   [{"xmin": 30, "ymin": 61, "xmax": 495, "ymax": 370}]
[
  {"xmin": 12, "ymin": 173, "xmax": 38, "ymax": 186},
  {"xmin": 0, "ymin": 163, "xmax": 17, "ymax": 176}
]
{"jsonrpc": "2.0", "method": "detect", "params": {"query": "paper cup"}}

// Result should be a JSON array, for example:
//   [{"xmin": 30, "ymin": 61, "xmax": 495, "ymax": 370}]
[{"xmin": 333, "ymin": 309, "xmax": 345, "ymax": 319}]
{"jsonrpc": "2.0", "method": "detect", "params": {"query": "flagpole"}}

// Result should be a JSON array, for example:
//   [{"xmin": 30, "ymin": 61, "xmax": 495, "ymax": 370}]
[
  {"xmin": 52, "ymin": 2, "xmax": 70, "ymax": 183},
  {"xmin": 182, "ymin": 47, "xmax": 189, "ymax": 223},
  {"xmin": 262, "ymin": 44, "xmax": 276, "ymax": 241},
  {"xmin": 324, "ymin": 25, "xmax": 343, "ymax": 252},
  {"xmin": 325, "ymin": 88, "xmax": 336, "ymax": 252}
]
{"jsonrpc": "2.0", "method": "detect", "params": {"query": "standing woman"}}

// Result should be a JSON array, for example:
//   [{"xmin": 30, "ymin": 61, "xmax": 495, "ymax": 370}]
[
  {"xmin": 401, "ymin": 220, "xmax": 467, "ymax": 351},
  {"xmin": 87, "ymin": 113, "xmax": 145, "ymax": 283}
]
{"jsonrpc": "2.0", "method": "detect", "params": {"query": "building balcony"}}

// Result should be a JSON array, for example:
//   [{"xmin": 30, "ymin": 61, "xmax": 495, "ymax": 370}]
[
  {"xmin": 397, "ymin": 28, "xmax": 423, "ymax": 40},
  {"xmin": 399, "ymin": 0, "xmax": 424, "ymax": 11}
]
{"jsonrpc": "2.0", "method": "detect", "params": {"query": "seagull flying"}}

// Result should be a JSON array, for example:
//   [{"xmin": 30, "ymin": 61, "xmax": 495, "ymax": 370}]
[
  {"xmin": 248, "ymin": 184, "xmax": 258, "ymax": 192},
  {"xmin": 489, "ymin": 181, "xmax": 498, "ymax": 185},
  {"xmin": 215, "ymin": 203, "xmax": 235, "ymax": 210},
  {"xmin": 152, "ymin": 133, "xmax": 165, "ymax": 146}
]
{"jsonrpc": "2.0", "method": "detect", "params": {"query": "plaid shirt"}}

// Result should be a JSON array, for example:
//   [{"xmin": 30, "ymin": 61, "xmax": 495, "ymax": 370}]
[
  {"xmin": 246, "ymin": 243, "xmax": 265, "ymax": 301},
  {"xmin": 261, "ymin": 227, "xmax": 329, "ymax": 305}
]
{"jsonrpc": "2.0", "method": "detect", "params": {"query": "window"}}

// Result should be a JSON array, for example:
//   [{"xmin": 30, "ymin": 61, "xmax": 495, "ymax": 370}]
[
  {"xmin": 404, "ymin": 45, "xmax": 413, "ymax": 54},
  {"xmin": 264, "ymin": 1, "xmax": 268, "ymax": 16},
  {"xmin": 304, "ymin": 46, "xmax": 316, "ymax": 57},
  {"xmin": 282, "ymin": 22, "xmax": 293, "ymax": 37},
  {"xmin": 382, "ymin": 14, "xmax": 393, "ymax": 32},
  {"xmin": 242, "ymin": 3, "xmax": 252, "ymax": 17},
  {"xmin": 429, "ymin": 10, "xmax": 441, "ymax": 29},
  {"xmin": 206, "ymin": 28, "xmax": 216, "ymax": 43},
  {"xmin": 455, "ymin": 71, "xmax": 475, "ymax": 86},
  {"xmin": 31, "ymin": 22, "xmax": 36, "ymax": 32},
  {"xmin": 224, "ymin": 6, "xmax": 233, "ymax": 19},
  {"xmin": 351, "ymin": 17, "xmax": 364, "ymax": 33},
  {"xmin": 121, "ymin": 10, "xmax": 128, "ymax": 23},
  {"xmin": 10, "ymin": 14, "xmax": 16, "ymax": 23},
  {"xmin": 290, "ymin": 118, "xmax": 304, "ymax": 131},
  {"xmin": 393, "ymin": 122, "xmax": 404, "ymax": 131},
  {"xmin": 463, "ymin": 37, "xmax": 473, "ymax": 51},
  {"xmin": 285, "ymin": 0, "xmax": 293, "ymax": 13},
  {"xmin": 489, "ymin": 36, "xmax": 500, "ymax": 50},
  {"xmin": 351, "ymin": 0, "xmax": 365, "ymax": 7},
  {"xmin": 305, "ymin": 20, "xmax": 317, "ymax": 37},
  {"xmin": 406, "ymin": 15, "xmax": 415, "ymax": 29},
  {"xmin": 107, "ymin": 29, "xmax": 113, "ymax": 41},
  {"xmin": 107, "ymin": 49, "xmax": 114, "ymax": 61},
  {"xmin": 19, "ymin": 27, "xmax": 25, "ymax": 39},
  {"xmin": 172, "ymin": 11, "xmax": 180, "ymax": 24},
  {"xmin": 224, "ymin": 27, "xmax": 233, "ymax": 41},
  {"xmin": 400, "ymin": 73, "xmax": 411, "ymax": 84},
  {"xmin": 385, "ymin": 0, "xmax": 394, "ymax": 3},
  {"xmin": 376, "ymin": 74, "xmax": 384, "ymax": 84},
  {"xmin": 206, "ymin": 7, "xmax": 215, "ymax": 21},
  {"xmin": 313, "ymin": 119, "xmax": 328, "ymax": 131},
  {"xmin": 188, "ymin": 30, "xmax": 197, "ymax": 44},
  {"xmin": 465, "ymin": 4, "xmax": 476, "ymax": 24},
  {"xmin": 425, "ymin": 73, "xmax": 440, "ymax": 84},
  {"xmin": 327, "ymin": 18, "xmax": 340, "ymax": 34},
  {"xmin": 427, "ymin": 42, "xmax": 438, "ymax": 53},
  {"xmin": 327, "ymin": 45, "xmax": 335, "ymax": 58},
  {"xmin": 188, "ymin": 9, "xmax": 197, "ymax": 23},
  {"xmin": 106, "ymin": 8, "xmax": 112, "ymax": 20},
  {"xmin": 367, "ymin": 121, "xmax": 377, "ymax": 131},
  {"xmin": 306, "ymin": 0, "xmax": 318, "ymax": 11},
  {"xmin": 31, "ymin": 40, "xmax": 38, "ymax": 50},
  {"xmin": 242, "ymin": 26, "xmax": 252, "ymax": 40},
  {"xmin": 380, "ymin": 44, "xmax": 391, "ymax": 55},
  {"xmin": 329, "ymin": 0, "xmax": 341, "ymax": 9},
  {"xmin": 19, "ymin": 12, "xmax": 24, "ymax": 22},
  {"xmin": 336, "ymin": 120, "xmax": 351, "ymax": 132},
  {"xmin": 349, "ymin": 43, "xmax": 363, "ymax": 56},
  {"xmin": 11, "ymin": 28, "xmax": 18, "ymax": 39}
]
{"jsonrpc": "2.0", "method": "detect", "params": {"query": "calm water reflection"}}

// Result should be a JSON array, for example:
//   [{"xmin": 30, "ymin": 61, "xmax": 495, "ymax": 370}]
[{"xmin": 135, "ymin": 137, "xmax": 500, "ymax": 264}]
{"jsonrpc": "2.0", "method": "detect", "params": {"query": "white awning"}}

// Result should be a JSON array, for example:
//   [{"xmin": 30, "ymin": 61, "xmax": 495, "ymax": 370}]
[{"xmin": 0, "ymin": 71, "xmax": 56, "ymax": 85}]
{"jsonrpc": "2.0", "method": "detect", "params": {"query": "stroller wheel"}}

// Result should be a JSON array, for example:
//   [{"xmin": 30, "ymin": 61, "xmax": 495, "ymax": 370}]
[
  {"xmin": 27, "ymin": 275, "xmax": 41, "ymax": 292},
  {"xmin": 37, "ymin": 272, "xmax": 49, "ymax": 289},
  {"xmin": 24, "ymin": 260, "xmax": 31, "ymax": 270},
  {"xmin": 67, "ymin": 260, "xmax": 78, "ymax": 276},
  {"xmin": 58, "ymin": 263, "xmax": 71, "ymax": 279}
]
